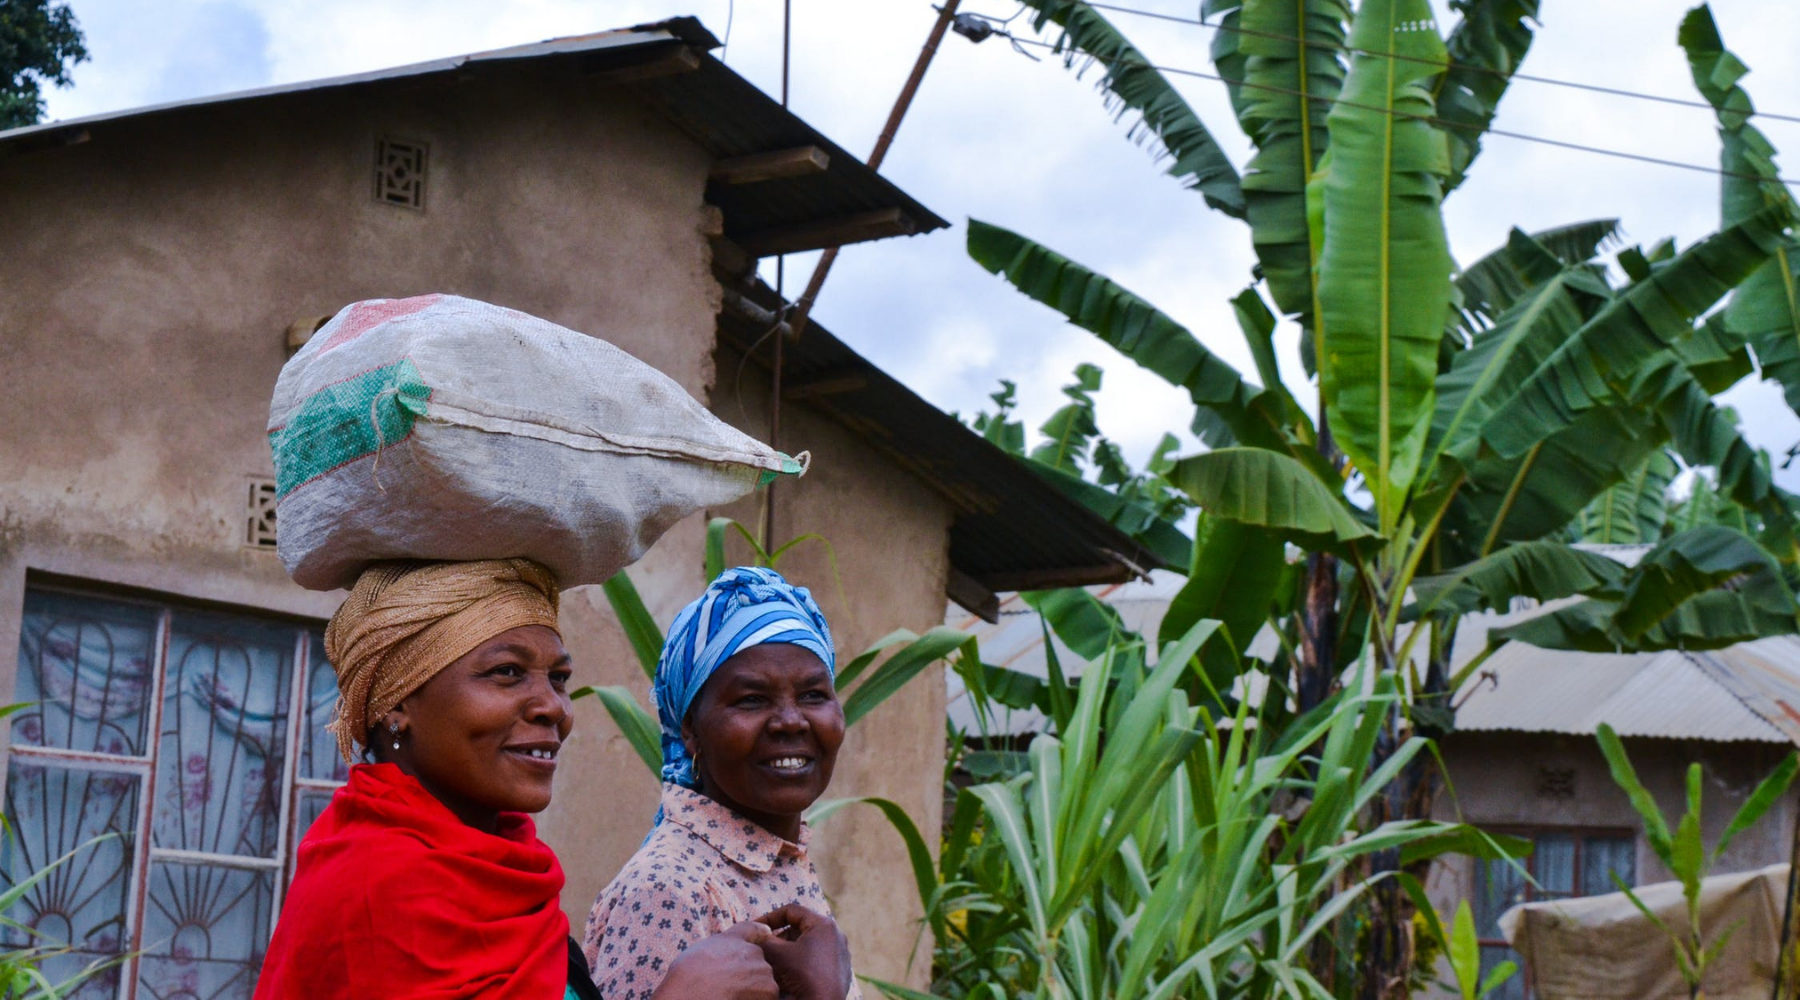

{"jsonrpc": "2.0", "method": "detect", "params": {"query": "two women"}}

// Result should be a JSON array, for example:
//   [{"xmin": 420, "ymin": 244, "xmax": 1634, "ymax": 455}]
[
  {"xmin": 582, "ymin": 567, "xmax": 858, "ymax": 999},
  {"xmin": 252, "ymin": 559, "xmax": 852, "ymax": 999}
]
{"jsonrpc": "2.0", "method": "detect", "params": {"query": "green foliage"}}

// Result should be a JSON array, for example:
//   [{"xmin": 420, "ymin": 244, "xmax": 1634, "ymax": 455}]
[
  {"xmin": 847, "ymin": 621, "xmax": 1518, "ymax": 1000},
  {"xmin": 1494, "ymin": 525, "xmax": 1800, "ymax": 653},
  {"xmin": 1679, "ymin": 4, "xmax": 1800, "ymax": 415},
  {"xmin": 1031, "ymin": 364, "xmax": 1105, "ymax": 473},
  {"xmin": 1573, "ymin": 451, "xmax": 1679, "ymax": 544},
  {"xmin": 1595, "ymin": 724, "xmax": 1799, "ymax": 997},
  {"xmin": 0, "ymin": 0, "xmax": 87, "ymax": 129},
  {"xmin": 961, "ymin": 2, "xmax": 1800, "ymax": 994},
  {"xmin": 1435, "ymin": 0, "xmax": 1540, "ymax": 195},
  {"xmin": 1168, "ymin": 448, "xmax": 1379, "ymax": 556},
  {"xmin": 967, "ymin": 220, "xmax": 1267, "ymax": 450},
  {"xmin": 1314, "ymin": 0, "xmax": 1454, "ymax": 531},
  {"xmin": 1020, "ymin": 0, "xmax": 1245, "ymax": 217}
]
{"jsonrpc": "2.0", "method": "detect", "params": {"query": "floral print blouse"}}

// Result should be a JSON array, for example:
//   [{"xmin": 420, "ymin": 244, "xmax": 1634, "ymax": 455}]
[{"xmin": 582, "ymin": 783, "xmax": 862, "ymax": 1000}]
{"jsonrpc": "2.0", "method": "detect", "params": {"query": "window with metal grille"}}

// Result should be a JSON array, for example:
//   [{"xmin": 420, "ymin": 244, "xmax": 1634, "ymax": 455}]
[
  {"xmin": 0, "ymin": 583, "xmax": 347, "ymax": 999},
  {"xmin": 1473, "ymin": 828, "xmax": 1637, "ymax": 1000}
]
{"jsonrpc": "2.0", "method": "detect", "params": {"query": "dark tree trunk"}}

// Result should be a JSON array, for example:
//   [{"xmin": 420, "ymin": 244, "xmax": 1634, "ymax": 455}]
[
  {"xmin": 1297, "ymin": 420, "xmax": 1343, "ymax": 715},
  {"xmin": 1297, "ymin": 552, "xmax": 1340, "ymax": 713},
  {"xmin": 1362, "ymin": 624, "xmax": 1457, "ymax": 999}
]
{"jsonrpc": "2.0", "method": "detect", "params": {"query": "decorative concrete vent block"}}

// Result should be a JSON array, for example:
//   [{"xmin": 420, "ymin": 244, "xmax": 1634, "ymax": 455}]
[
  {"xmin": 1536, "ymin": 765, "xmax": 1576, "ymax": 801},
  {"xmin": 246, "ymin": 478, "xmax": 279, "ymax": 549},
  {"xmin": 374, "ymin": 138, "xmax": 427, "ymax": 210}
]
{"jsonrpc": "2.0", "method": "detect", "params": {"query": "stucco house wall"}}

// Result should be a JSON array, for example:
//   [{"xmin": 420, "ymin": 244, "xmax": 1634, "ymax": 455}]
[{"xmin": 0, "ymin": 61, "xmax": 943, "ymax": 988}]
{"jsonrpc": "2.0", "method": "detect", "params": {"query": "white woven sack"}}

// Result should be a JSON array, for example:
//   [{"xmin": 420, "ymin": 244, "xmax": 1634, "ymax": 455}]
[{"xmin": 268, "ymin": 294, "xmax": 801, "ymax": 591}]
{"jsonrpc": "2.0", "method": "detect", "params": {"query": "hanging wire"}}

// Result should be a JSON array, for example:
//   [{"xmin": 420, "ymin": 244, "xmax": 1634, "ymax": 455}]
[
  {"xmin": 720, "ymin": 0, "xmax": 736, "ymax": 62},
  {"xmin": 980, "ymin": 27, "xmax": 1800, "ymax": 188},
  {"xmin": 1067, "ymin": 0, "xmax": 1800, "ymax": 127}
]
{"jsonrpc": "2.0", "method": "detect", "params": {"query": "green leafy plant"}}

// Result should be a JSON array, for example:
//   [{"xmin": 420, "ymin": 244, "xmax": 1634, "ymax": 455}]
[
  {"xmin": 1595, "ymin": 722, "xmax": 1799, "ymax": 998},
  {"xmin": 823, "ymin": 613, "xmax": 1524, "ymax": 1000}
]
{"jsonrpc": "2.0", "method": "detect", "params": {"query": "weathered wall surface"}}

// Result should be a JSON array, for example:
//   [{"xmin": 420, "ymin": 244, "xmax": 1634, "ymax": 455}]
[{"xmin": 0, "ymin": 63, "xmax": 948, "ymax": 988}]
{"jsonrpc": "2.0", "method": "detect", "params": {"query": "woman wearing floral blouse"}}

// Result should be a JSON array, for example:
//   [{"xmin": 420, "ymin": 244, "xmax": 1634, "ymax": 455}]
[{"xmin": 583, "ymin": 568, "xmax": 861, "ymax": 1000}]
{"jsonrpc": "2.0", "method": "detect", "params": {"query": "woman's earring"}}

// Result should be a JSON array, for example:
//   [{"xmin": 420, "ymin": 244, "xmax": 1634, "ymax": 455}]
[{"xmin": 389, "ymin": 721, "xmax": 401, "ymax": 751}]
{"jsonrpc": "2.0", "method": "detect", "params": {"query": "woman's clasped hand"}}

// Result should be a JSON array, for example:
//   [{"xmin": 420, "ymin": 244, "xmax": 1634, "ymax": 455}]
[{"xmin": 663, "ymin": 905, "xmax": 853, "ymax": 1000}]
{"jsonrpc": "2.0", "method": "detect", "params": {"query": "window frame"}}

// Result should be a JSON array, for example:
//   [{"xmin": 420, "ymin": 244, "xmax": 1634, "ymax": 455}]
[
  {"xmin": 3, "ymin": 579, "xmax": 345, "ymax": 1000},
  {"xmin": 1474, "ymin": 824, "xmax": 1639, "ymax": 1000}
]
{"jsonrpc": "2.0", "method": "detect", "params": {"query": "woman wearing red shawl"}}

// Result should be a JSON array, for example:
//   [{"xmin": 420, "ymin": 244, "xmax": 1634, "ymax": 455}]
[{"xmin": 254, "ymin": 559, "xmax": 845, "ymax": 1000}]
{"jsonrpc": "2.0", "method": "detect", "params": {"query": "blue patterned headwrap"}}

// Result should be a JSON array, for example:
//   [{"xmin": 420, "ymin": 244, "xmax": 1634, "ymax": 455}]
[{"xmin": 653, "ymin": 567, "xmax": 835, "ymax": 797}]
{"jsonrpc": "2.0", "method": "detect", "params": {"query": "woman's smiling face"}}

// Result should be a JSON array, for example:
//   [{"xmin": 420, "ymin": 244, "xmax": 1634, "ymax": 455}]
[
  {"xmin": 382, "ymin": 624, "xmax": 573, "ymax": 832},
  {"xmin": 682, "ymin": 643, "xmax": 845, "ymax": 842}
]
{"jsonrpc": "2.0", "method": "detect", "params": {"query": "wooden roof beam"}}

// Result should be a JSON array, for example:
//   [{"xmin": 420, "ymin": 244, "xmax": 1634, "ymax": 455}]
[
  {"xmin": 735, "ymin": 208, "xmax": 916, "ymax": 258},
  {"xmin": 710, "ymin": 146, "xmax": 830, "ymax": 185}
]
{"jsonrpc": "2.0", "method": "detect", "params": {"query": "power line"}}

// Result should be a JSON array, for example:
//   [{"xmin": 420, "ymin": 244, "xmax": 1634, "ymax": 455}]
[
  {"xmin": 989, "ymin": 30, "xmax": 1800, "ymax": 189},
  {"xmin": 1061, "ymin": 0, "xmax": 1800, "ymax": 128}
]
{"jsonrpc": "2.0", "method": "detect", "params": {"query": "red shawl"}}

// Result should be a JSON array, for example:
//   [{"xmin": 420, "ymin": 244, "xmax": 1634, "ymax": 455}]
[{"xmin": 255, "ymin": 764, "xmax": 569, "ymax": 999}]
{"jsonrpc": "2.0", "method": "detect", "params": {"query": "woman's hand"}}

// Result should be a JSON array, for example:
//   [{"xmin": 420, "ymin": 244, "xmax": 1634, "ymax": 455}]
[
  {"xmin": 652, "ymin": 920, "xmax": 781, "ymax": 1000},
  {"xmin": 754, "ymin": 904, "xmax": 853, "ymax": 1000}
]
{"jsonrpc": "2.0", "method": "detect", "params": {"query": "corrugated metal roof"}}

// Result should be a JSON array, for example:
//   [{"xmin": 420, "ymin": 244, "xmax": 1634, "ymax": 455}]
[
  {"xmin": 718, "ymin": 279, "xmax": 1165, "ymax": 601},
  {"xmin": 1453, "ymin": 642, "xmax": 1787, "ymax": 743},
  {"xmin": 0, "ymin": 17, "xmax": 947, "ymax": 255}
]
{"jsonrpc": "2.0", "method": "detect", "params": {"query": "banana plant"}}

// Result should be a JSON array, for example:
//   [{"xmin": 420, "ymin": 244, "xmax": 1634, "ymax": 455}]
[
  {"xmin": 578, "ymin": 517, "xmax": 977, "ymax": 775},
  {"xmin": 963, "ymin": 1, "xmax": 1800, "ymax": 993}
]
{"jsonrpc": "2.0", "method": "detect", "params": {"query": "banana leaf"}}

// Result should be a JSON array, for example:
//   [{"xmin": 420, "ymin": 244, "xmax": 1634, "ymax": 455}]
[
  {"xmin": 1027, "ymin": 461, "xmax": 1193, "ymax": 569},
  {"xmin": 1452, "ymin": 222, "xmax": 1617, "ymax": 336},
  {"xmin": 1439, "ymin": 404, "xmax": 1667, "ymax": 560},
  {"xmin": 1169, "ymin": 448, "xmax": 1379, "ymax": 556},
  {"xmin": 1483, "ymin": 206, "xmax": 1793, "ymax": 460},
  {"xmin": 1573, "ymin": 450, "xmax": 1677, "ymax": 544},
  {"xmin": 1022, "ymin": 0, "xmax": 1245, "ymax": 217},
  {"xmin": 1673, "ymin": 312, "xmax": 1754, "ymax": 394},
  {"xmin": 1406, "ymin": 539, "xmax": 1626, "ymax": 620},
  {"xmin": 1031, "ymin": 362, "xmax": 1104, "ymax": 473},
  {"xmin": 1630, "ymin": 355, "xmax": 1795, "ymax": 532},
  {"xmin": 968, "ymin": 220, "xmax": 1257, "ymax": 450},
  {"xmin": 1492, "ymin": 525, "xmax": 1800, "ymax": 652},
  {"xmin": 1314, "ymin": 0, "xmax": 1454, "ymax": 530},
  {"xmin": 1435, "ymin": 0, "xmax": 1541, "ymax": 194},
  {"xmin": 1159, "ymin": 513, "xmax": 1286, "ymax": 685},
  {"xmin": 1024, "ymin": 587, "xmax": 1137, "ymax": 661},
  {"xmin": 1228, "ymin": 0, "xmax": 1352, "ymax": 325},
  {"xmin": 1679, "ymin": 5, "xmax": 1800, "ymax": 416},
  {"xmin": 1427, "ymin": 264, "xmax": 1608, "ymax": 474}
]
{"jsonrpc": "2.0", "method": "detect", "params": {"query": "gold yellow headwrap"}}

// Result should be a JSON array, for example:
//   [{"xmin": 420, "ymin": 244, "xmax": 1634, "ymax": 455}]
[{"xmin": 323, "ymin": 558, "xmax": 562, "ymax": 763}]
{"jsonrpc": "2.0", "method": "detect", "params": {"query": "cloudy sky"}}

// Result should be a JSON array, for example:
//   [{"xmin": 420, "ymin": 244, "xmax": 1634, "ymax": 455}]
[{"xmin": 39, "ymin": 0, "xmax": 1800, "ymax": 486}]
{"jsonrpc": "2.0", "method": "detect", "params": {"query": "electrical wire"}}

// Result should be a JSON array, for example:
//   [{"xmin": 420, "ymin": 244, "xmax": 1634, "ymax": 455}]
[
  {"xmin": 1050, "ymin": 0, "xmax": 1800, "ymax": 128},
  {"xmin": 720, "ymin": 0, "xmax": 735, "ymax": 63},
  {"xmin": 989, "ymin": 29, "xmax": 1800, "ymax": 189}
]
